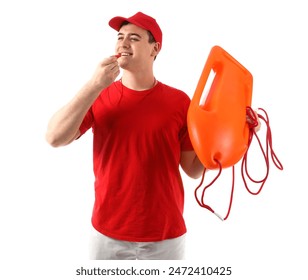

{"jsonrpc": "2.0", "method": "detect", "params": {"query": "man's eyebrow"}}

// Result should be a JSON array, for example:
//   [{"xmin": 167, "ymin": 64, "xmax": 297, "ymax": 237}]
[{"xmin": 117, "ymin": 32, "xmax": 142, "ymax": 38}]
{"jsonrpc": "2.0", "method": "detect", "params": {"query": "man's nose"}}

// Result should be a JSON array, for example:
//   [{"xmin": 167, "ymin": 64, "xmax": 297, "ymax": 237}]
[{"xmin": 119, "ymin": 37, "xmax": 130, "ymax": 48}]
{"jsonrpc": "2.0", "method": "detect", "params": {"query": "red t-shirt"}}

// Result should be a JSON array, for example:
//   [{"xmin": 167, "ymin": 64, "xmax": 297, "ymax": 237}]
[{"xmin": 79, "ymin": 80, "xmax": 193, "ymax": 242}]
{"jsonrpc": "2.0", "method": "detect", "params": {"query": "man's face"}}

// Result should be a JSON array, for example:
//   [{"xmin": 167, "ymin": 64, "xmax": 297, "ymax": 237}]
[{"xmin": 115, "ymin": 23, "xmax": 159, "ymax": 71}]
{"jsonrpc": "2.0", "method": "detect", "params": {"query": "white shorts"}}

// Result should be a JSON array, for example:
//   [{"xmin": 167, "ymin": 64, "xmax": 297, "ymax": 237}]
[{"xmin": 89, "ymin": 227, "xmax": 186, "ymax": 260}]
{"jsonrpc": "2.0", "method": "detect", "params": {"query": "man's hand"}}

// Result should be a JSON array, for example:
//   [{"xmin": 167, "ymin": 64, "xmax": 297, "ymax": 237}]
[
  {"xmin": 246, "ymin": 108, "xmax": 261, "ymax": 132},
  {"xmin": 90, "ymin": 56, "xmax": 120, "ymax": 91}
]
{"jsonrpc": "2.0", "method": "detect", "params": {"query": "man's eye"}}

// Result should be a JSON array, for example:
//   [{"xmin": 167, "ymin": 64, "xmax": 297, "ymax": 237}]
[{"xmin": 130, "ymin": 37, "xmax": 139, "ymax": 41}]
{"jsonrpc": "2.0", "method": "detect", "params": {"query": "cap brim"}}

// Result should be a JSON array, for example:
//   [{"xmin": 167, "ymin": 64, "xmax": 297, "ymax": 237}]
[{"xmin": 109, "ymin": 16, "xmax": 128, "ymax": 31}]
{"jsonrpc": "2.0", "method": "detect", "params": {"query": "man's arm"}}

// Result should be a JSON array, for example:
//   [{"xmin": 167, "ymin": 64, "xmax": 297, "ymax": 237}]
[
  {"xmin": 180, "ymin": 150, "xmax": 204, "ymax": 179},
  {"xmin": 45, "ymin": 56, "xmax": 120, "ymax": 147}
]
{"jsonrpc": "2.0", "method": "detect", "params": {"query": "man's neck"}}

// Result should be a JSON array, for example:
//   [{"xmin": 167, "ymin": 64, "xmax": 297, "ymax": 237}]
[{"xmin": 121, "ymin": 71, "xmax": 157, "ymax": 91}]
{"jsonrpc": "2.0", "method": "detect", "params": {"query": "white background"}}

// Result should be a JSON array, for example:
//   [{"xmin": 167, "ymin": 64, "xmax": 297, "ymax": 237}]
[{"xmin": 1, "ymin": 0, "xmax": 307, "ymax": 279}]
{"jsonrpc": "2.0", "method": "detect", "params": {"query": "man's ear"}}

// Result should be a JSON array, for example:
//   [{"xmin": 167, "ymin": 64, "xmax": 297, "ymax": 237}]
[{"xmin": 151, "ymin": 42, "xmax": 161, "ymax": 56}]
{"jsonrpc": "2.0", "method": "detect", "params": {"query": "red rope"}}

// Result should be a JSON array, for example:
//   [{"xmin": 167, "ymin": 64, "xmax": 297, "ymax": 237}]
[
  {"xmin": 194, "ymin": 107, "xmax": 283, "ymax": 221},
  {"xmin": 194, "ymin": 160, "xmax": 235, "ymax": 221},
  {"xmin": 241, "ymin": 107, "xmax": 283, "ymax": 195}
]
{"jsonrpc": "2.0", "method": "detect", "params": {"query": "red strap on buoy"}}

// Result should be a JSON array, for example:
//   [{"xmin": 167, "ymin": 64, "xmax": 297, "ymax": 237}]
[{"xmin": 241, "ymin": 107, "xmax": 283, "ymax": 196}]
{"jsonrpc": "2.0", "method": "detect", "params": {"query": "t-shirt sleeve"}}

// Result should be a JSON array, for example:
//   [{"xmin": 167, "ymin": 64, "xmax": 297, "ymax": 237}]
[
  {"xmin": 78, "ymin": 108, "xmax": 94, "ymax": 137},
  {"xmin": 179, "ymin": 95, "xmax": 194, "ymax": 151},
  {"xmin": 179, "ymin": 125, "xmax": 194, "ymax": 151}
]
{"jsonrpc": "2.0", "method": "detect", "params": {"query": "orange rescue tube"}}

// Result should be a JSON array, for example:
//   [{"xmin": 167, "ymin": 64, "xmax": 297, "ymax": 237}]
[{"xmin": 188, "ymin": 46, "xmax": 253, "ymax": 169}]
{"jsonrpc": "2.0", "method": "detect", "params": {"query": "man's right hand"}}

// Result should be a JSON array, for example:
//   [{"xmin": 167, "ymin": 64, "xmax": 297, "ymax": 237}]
[{"xmin": 90, "ymin": 56, "xmax": 120, "ymax": 91}]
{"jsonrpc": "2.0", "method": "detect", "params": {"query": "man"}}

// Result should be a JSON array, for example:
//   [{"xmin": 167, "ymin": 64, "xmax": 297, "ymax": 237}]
[
  {"xmin": 46, "ymin": 12, "xmax": 259, "ymax": 259},
  {"xmin": 46, "ymin": 12, "xmax": 204, "ymax": 260}
]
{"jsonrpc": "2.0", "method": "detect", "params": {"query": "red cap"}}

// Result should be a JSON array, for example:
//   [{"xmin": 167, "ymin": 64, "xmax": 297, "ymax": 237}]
[{"xmin": 109, "ymin": 12, "xmax": 162, "ymax": 49}]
